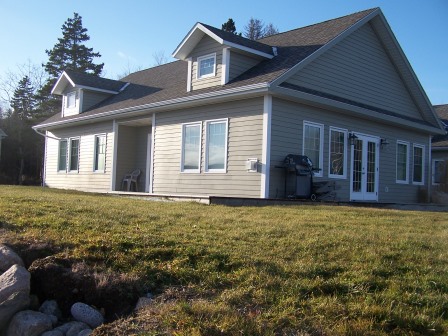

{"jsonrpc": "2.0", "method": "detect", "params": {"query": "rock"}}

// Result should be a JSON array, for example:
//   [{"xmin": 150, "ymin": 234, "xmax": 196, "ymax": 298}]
[
  {"xmin": 66, "ymin": 322, "xmax": 91, "ymax": 336},
  {"xmin": 0, "ymin": 245, "xmax": 24, "ymax": 272},
  {"xmin": 71, "ymin": 302, "xmax": 104, "ymax": 328},
  {"xmin": 39, "ymin": 299, "xmax": 62, "ymax": 319},
  {"xmin": 54, "ymin": 321, "xmax": 90, "ymax": 335},
  {"xmin": 6, "ymin": 310, "xmax": 53, "ymax": 336},
  {"xmin": 135, "ymin": 296, "xmax": 153, "ymax": 310},
  {"xmin": 41, "ymin": 331, "xmax": 64, "ymax": 336},
  {"xmin": 78, "ymin": 329, "xmax": 93, "ymax": 336},
  {"xmin": 0, "ymin": 265, "xmax": 30, "ymax": 302},
  {"xmin": 29, "ymin": 294, "xmax": 40, "ymax": 310},
  {"xmin": 0, "ymin": 291, "xmax": 31, "ymax": 332}
]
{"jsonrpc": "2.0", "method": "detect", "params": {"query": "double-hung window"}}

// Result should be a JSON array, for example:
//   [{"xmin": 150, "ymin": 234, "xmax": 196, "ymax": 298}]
[
  {"xmin": 303, "ymin": 121, "xmax": 324, "ymax": 177},
  {"xmin": 205, "ymin": 119, "xmax": 228, "ymax": 172},
  {"xmin": 181, "ymin": 123, "xmax": 201, "ymax": 172},
  {"xmin": 58, "ymin": 139, "xmax": 68, "ymax": 171},
  {"xmin": 94, "ymin": 135, "xmax": 106, "ymax": 172},
  {"xmin": 66, "ymin": 91, "xmax": 76, "ymax": 108},
  {"xmin": 328, "ymin": 127, "xmax": 347, "ymax": 178},
  {"xmin": 412, "ymin": 144, "xmax": 425, "ymax": 185},
  {"xmin": 396, "ymin": 141, "xmax": 409, "ymax": 183},
  {"xmin": 197, "ymin": 53, "xmax": 216, "ymax": 79},
  {"xmin": 69, "ymin": 138, "xmax": 80, "ymax": 172}
]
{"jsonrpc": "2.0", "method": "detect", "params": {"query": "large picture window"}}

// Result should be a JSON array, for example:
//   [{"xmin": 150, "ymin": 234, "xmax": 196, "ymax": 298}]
[
  {"xmin": 205, "ymin": 119, "xmax": 228, "ymax": 172},
  {"xmin": 197, "ymin": 54, "xmax": 216, "ymax": 79},
  {"xmin": 396, "ymin": 141, "xmax": 409, "ymax": 183},
  {"xmin": 94, "ymin": 135, "xmax": 106, "ymax": 172},
  {"xmin": 69, "ymin": 138, "xmax": 80, "ymax": 172},
  {"xmin": 58, "ymin": 139, "xmax": 67, "ymax": 171},
  {"xmin": 328, "ymin": 127, "xmax": 346, "ymax": 178},
  {"xmin": 181, "ymin": 123, "xmax": 201, "ymax": 172},
  {"xmin": 412, "ymin": 144, "xmax": 425, "ymax": 185},
  {"xmin": 303, "ymin": 122, "xmax": 323, "ymax": 177}
]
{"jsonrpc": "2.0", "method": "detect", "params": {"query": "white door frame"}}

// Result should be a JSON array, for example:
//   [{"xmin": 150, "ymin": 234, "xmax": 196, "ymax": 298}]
[{"xmin": 350, "ymin": 133, "xmax": 380, "ymax": 201}]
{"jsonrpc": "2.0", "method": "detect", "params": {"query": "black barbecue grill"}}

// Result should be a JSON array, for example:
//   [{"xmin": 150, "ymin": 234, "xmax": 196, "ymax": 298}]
[{"xmin": 283, "ymin": 154, "xmax": 315, "ymax": 199}]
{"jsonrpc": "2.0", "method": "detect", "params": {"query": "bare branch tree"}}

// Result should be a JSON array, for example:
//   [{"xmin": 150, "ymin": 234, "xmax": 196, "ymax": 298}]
[
  {"xmin": 152, "ymin": 50, "xmax": 168, "ymax": 66},
  {"xmin": 264, "ymin": 23, "xmax": 279, "ymax": 37},
  {"xmin": 244, "ymin": 18, "xmax": 265, "ymax": 40},
  {"xmin": 116, "ymin": 60, "xmax": 143, "ymax": 80}
]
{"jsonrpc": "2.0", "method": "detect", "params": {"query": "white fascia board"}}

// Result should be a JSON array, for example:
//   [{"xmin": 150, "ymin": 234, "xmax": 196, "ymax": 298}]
[
  {"xmin": 34, "ymin": 83, "xmax": 270, "ymax": 130},
  {"xmin": 74, "ymin": 85, "xmax": 119, "ymax": 95},
  {"xmin": 51, "ymin": 71, "xmax": 75, "ymax": 95},
  {"xmin": 223, "ymin": 41, "xmax": 273, "ymax": 59},
  {"xmin": 271, "ymin": 86, "xmax": 446, "ymax": 135},
  {"xmin": 172, "ymin": 23, "xmax": 207, "ymax": 59},
  {"xmin": 270, "ymin": 9, "xmax": 380, "ymax": 87}
]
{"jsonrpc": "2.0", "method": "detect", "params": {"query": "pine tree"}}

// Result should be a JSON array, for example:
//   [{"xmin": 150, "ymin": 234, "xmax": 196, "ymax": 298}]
[
  {"xmin": 11, "ymin": 76, "xmax": 36, "ymax": 120},
  {"xmin": 44, "ymin": 12, "xmax": 104, "ymax": 78},
  {"xmin": 38, "ymin": 12, "xmax": 104, "ymax": 117},
  {"xmin": 222, "ymin": 18, "xmax": 237, "ymax": 34}
]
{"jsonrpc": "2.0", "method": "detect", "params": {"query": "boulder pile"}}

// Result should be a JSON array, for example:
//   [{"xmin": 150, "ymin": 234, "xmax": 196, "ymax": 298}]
[{"xmin": 0, "ymin": 244, "xmax": 104, "ymax": 336}]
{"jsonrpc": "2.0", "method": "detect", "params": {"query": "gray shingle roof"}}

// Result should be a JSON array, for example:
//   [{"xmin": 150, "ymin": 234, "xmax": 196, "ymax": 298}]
[
  {"xmin": 64, "ymin": 70, "xmax": 127, "ymax": 92},
  {"xmin": 38, "ymin": 8, "xmax": 378, "ymax": 127}
]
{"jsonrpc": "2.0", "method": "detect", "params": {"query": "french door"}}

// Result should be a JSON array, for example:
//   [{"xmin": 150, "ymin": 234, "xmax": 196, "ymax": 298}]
[{"xmin": 350, "ymin": 134, "xmax": 379, "ymax": 201}]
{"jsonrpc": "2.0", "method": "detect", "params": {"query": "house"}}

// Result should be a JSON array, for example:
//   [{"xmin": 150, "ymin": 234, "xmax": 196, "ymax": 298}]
[
  {"xmin": 33, "ymin": 8, "xmax": 445, "ymax": 203},
  {"xmin": 432, "ymin": 104, "xmax": 448, "ymax": 188},
  {"xmin": 0, "ymin": 128, "xmax": 7, "ymax": 162}
]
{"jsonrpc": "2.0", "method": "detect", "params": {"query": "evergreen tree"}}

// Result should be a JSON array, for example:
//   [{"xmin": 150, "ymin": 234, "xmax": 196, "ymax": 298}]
[
  {"xmin": 44, "ymin": 12, "xmax": 104, "ymax": 78},
  {"xmin": 222, "ymin": 18, "xmax": 237, "ymax": 34},
  {"xmin": 11, "ymin": 76, "xmax": 36, "ymax": 120},
  {"xmin": 39, "ymin": 12, "xmax": 104, "ymax": 117}
]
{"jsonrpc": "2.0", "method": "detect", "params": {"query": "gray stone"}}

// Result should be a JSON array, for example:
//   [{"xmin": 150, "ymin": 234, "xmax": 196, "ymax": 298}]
[
  {"xmin": 6, "ymin": 310, "xmax": 53, "ymax": 336},
  {"xmin": 0, "ymin": 265, "xmax": 30, "ymax": 303},
  {"xmin": 0, "ymin": 245, "xmax": 24, "ymax": 272},
  {"xmin": 77, "ymin": 329, "xmax": 93, "ymax": 336},
  {"xmin": 71, "ymin": 302, "xmax": 104, "ymax": 328},
  {"xmin": 41, "ymin": 331, "xmax": 64, "ymax": 336},
  {"xmin": 54, "ymin": 321, "xmax": 90, "ymax": 335},
  {"xmin": 0, "ymin": 291, "xmax": 30, "ymax": 332},
  {"xmin": 39, "ymin": 299, "xmax": 62, "ymax": 319},
  {"xmin": 135, "ymin": 296, "xmax": 153, "ymax": 310},
  {"xmin": 66, "ymin": 322, "xmax": 91, "ymax": 336}
]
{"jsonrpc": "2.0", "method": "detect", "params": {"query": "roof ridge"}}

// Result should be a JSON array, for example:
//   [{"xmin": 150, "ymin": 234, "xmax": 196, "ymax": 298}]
[
  {"xmin": 258, "ymin": 7, "xmax": 378, "ymax": 42},
  {"xmin": 120, "ymin": 60, "xmax": 182, "ymax": 80},
  {"xmin": 65, "ymin": 69, "xmax": 127, "ymax": 84}
]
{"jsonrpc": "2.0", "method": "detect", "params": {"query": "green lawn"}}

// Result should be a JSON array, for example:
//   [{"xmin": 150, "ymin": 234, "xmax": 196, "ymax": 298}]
[{"xmin": 0, "ymin": 186, "xmax": 447, "ymax": 335}]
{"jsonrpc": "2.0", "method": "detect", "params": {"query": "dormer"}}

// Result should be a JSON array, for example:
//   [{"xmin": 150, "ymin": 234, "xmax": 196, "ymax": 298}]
[
  {"xmin": 51, "ymin": 70, "xmax": 128, "ymax": 117},
  {"xmin": 173, "ymin": 23, "xmax": 275, "ymax": 92}
]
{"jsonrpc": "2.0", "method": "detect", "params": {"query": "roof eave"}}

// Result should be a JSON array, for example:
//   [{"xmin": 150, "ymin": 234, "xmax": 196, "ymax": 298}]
[{"xmin": 51, "ymin": 71, "xmax": 75, "ymax": 95}]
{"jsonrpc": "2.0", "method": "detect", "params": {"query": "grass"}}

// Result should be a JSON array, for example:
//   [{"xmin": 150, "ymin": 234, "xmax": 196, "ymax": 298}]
[{"xmin": 0, "ymin": 185, "xmax": 447, "ymax": 335}]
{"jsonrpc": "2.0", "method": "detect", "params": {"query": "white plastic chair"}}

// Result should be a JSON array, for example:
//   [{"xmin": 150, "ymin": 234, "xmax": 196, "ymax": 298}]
[{"xmin": 121, "ymin": 169, "xmax": 141, "ymax": 192}]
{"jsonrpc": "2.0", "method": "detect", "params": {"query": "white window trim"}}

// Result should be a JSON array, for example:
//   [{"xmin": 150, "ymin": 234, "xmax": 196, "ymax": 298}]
[
  {"xmin": 432, "ymin": 159, "xmax": 444, "ymax": 185},
  {"xmin": 396, "ymin": 140, "xmax": 410, "ymax": 184},
  {"xmin": 68, "ymin": 137, "xmax": 80, "ymax": 173},
  {"xmin": 197, "ymin": 53, "xmax": 216, "ymax": 79},
  {"xmin": 181, "ymin": 122, "xmax": 202, "ymax": 173},
  {"xmin": 205, "ymin": 118, "xmax": 228, "ymax": 173},
  {"xmin": 328, "ymin": 127, "xmax": 347, "ymax": 179},
  {"xmin": 93, "ymin": 134, "xmax": 107, "ymax": 173},
  {"xmin": 57, "ymin": 139, "xmax": 68, "ymax": 172},
  {"xmin": 412, "ymin": 144, "xmax": 425, "ymax": 185},
  {"xmin": 303, "ymin": 121, "xmax": 324, "ymax": 178},
  {"xmin": 66, "ymin": 91, "xmax": 77, "ymax": 108}
]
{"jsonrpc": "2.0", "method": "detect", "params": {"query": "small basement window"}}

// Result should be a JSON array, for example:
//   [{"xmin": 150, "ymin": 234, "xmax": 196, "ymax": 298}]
[{"xmin": 197, "ymin": 54, "xmax": 216, "ymax": 79}]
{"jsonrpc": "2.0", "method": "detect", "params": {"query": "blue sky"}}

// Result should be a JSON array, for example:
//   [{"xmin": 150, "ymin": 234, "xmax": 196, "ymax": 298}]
[{"xmin": 0, "ymin": 0, "xmax": 447, "ymax": 104}]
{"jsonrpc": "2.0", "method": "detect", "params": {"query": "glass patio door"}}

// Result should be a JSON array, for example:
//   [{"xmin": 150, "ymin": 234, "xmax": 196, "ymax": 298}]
[{"xmin": 350, "ymin": 135, "xmax": 379, "ymax": 201}]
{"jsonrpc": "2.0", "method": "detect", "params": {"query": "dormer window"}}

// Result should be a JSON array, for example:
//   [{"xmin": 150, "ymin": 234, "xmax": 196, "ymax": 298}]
[
  {"xmin": 197, "ymin": 53, "xmax": 216, "ymax": 79},
  {"xmin": 66, "ymin": 91, "xmax": 77, "ymax": 108}
]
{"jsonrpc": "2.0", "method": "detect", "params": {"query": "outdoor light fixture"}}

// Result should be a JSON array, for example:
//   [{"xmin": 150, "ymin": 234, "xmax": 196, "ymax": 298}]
[
  {"xmin": 380, "ymin": 138, "xmax": 390, "ymax": 149},
  {"xmin": 348, "ymin": 132, "xmax": 358, "ymax": 146}
]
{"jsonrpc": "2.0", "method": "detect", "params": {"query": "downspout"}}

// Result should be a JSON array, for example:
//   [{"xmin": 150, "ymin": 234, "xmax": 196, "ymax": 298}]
[{"xmin": 33, "ymin": 128, "xmax": 61, "ymax": 141}]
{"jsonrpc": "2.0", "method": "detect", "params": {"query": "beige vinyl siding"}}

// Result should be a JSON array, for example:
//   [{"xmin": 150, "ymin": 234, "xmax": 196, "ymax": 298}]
[
  {"xmin": 44, "ymin": 121, "xmax": 114, "ymax": 192},
  {"xmin": 153, "ymin": 97, "xmax": 264, "ymax": 197},
  {"xmin": 114, "ymin": 125, "xmax": 150, "ymax": 192},
  {"xmin": 190, "ymin": 36, "xmax": 222, "ymax": 90},
  {"xmin": 286, "ymin": 23, "xmax": 422, "ymax": 120},
  {"xmin": 269, "ymin": 98, "xmax": 429, "ymax": 203},
  {"xmin": 82, "ymin": 91, "xmax": 111, "ymax": 112},
  {"xmin": 228, "ymin": 51, "xmax": 260, "ymax": 81}
]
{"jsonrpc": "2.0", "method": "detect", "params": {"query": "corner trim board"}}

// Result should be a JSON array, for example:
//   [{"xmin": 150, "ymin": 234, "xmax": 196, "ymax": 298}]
[{"xmin": 261, "ymin": 94, "xmax": 272, "ymax": 198}]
